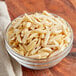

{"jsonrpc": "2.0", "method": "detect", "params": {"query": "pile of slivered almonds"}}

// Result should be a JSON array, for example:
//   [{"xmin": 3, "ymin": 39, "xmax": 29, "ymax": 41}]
[{"xmin": 7, "ymin": 11, "xmax": 71, "ymax": 59}]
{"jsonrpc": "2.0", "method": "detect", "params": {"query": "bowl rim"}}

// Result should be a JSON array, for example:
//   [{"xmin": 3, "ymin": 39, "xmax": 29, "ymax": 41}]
[{"xmin": 4, "ymin": 13, "xmax": 73, "ymax": 61}]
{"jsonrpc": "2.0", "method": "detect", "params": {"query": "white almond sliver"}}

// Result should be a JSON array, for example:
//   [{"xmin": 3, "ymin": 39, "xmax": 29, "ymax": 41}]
[
  {"xmin": 47, "ymin": 17, "xmax": 57, "ymax": 24},
  {"xmin": 13, "ymin": 18, "xmax": 23, "ymax": 28},
  {"xmin": 8, "ymin": 31, "xmax": 15, "ymax": 38},
  {"xmin": 47, "ymin": 45, "xmax": 58, "ymax": 48},
  {"xmin": 32, "ymin": 29, "xmax": 47, "ymax": 33},
  {"xmin": 31, "ymin": 17, "xmax": 42, "ymax": 25},
  {"xmin": 26, "ymin": 22, "xmax": 31, "ymax": 27},
  {"xmin": 65, "ymin": 37, "xmax": 71, "ymax": 43},
  {"xmin": 13, "ymin": 48, "xmax": 20, "ymax": 54},
  {"xmin": 38, "ymin": 48, "xmax": 53, "ymax": 53},
  {"xmin": 25, "ymin": 13, "xmax": 33, "ymax": 22},
  {"xmin": 44, "ymin": 31, "xmax": 50, "ymax": 46},
  {"xmin": 15, "ymin": 29, "xmax": 21, "ymax": 35},
  {"xmin": 49, "ymin": 35, "xmax": 63, "ymax": 43},
  {"xmin": 11, "ymin": 36, "xmax": 16, "ymax": 40},
  {"xmin": 39, "ymin": 52, "xmax": 49, "ymax": 58},
  {"xmin": 22, "ymin": 31, "xmax": 30, "ymax": 44},
  {"xmin": 25, "ymin": 52, "xmax": 30, "ymax": 56},
  {"xmin": 34, "ymin": 15, "xmax": 42, "ymax": 22},
  {"xmin": 53, "ymin": 40, "xmax": 59, "ymax": 45},
  {"xmin": 29, "ymin": 52, "xmax": 49, "ymax": 59},
  {"xmin": 19, "ymin": 44, "xmax": 26, "ymax": 52},
  {"xmin": 54, "ymin": 30, "xmax": 62, "ymax": 34},
  {"xmin": 28, "ymin": 33, "xmax": 38, "ymax": 40},
  {"xmin": 43, "ymin": 11, "xmax": 54, "ymax": 18},
  {"xmin": 62, "ymin": 25, "xmax": 68, "ymax": 35},
  {"xmin": 17, "ymin": 34, "xmax": 22, "ymax": 43},
  {"xmin": 28, "ymin": 54, "xmax": 41, "ymax": 59},
  {"xmin": 21, "ymin": 28, "xmax": 28, "ymax": 37},
  {"xmin": 49, "ymin": 45, "xmax": 65, "ymax": 58},
  {"xmin": 40, "ymin": 34, "xmax": 45, "ymax": 38},
  {"xmin": 19, "ymin": 51, "xmax": 25, "ymax": 56},
  {"xmin": 31, "ymin": 47, "xmax": 41, "ymax": 54},
  {"xmin": 48, "ymin": 51, "xmax": 59, "ymax": 58},
  {"xmin": 26, "ymin": 39, "xmax": 37, "ymax": 51},
  {"xmin": 36, "ymin": 38, "xmax": 41, "ymax": 47}
]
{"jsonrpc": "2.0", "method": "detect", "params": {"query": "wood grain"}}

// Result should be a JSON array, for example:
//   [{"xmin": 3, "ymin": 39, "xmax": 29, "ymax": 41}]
[
  {"xmin": 22, "ymin": 55, "xmax": 76, "ymax": 76},
  {"xmin": 5, "ymin": 0, "xmax": 76, "ymax": 76}
]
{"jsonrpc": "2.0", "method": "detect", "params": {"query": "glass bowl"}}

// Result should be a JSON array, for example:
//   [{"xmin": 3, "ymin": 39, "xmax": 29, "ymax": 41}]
[{"xmin": 4, "ymin": 13, "xmax": 73, "ymax": 70}]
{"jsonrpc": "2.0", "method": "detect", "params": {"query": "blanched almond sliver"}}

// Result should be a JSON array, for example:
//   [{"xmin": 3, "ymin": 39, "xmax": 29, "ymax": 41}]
[
  {"xmin": 36, "ymin": 38, "xmax": 41, "ymax": 47},
  {"xmin": 64, "ymin": 37, "xmax": 71, "ymax": 43},
  {"xmin": 54, "ymin": 30, "xmax": 62, "ymax": 34},
  {"xmin": 11, "ymin": 36, "xmax": 16, "ymax": 40},
  {"xmin": 53, "ymin": 40, "xmax": 59, "ymax": 46},
  {"xmin": 15, "ymin": 29, "xmax": 21, "ymax": 35},
  {"xmin": 29, "ymin": 52, "xmax": 49, "ymax": 59},
  {"xmin": 26, "ymin": 22, "xmax": 31, "ymax": 27},
  {"xmin": 19, "ymin": 51, "xmax": 25, "ymax": 56},
  {"xmin": 28, "ymin": 33, "xmax": 38, "ymax": 40},
  {"xmin": 21, "ymin": 28, "xmax": 28, "ymax": 37},
  {"xmin": 32, "ymin": 29, "xmax": 47, "ymax": 33},
  {"xmin": 43, "ymin": 11, "xmax": 54, "ymax": 17},
  {"xmin": 49, "ymin": 35, "xmax": 63, "ymax": 43},
  {"xmin": 26, "ymin": 39, "xmax": 37, "ymax": 51},
  {"xmin": 40, "ymin": 34, "xmax": 45, "ymax": 38},
  {"xmin": 13, "ymin": 19, "xmax": 23, "ymax": 28},
  {"xmin": 46, "ymin": 45, "xmax": 58, "ymax": 48},
  {"xmin": 31, "ymin": 16, "xmax": 42, "ymax": 25},
  {"xmin": 25, "ymin": 13, "xmax": 33, "ymax": 22},
  {"xmin": 13, "ymin": 48, "xmax": 20, "ymax": 54},
  {"xmin": 25, "ymin": 51, "xmax": 30, "ymax": 56},
  {"xmin": 49, "ymin": 45, "xmax": 65, "ymax": 58},
  {"xmin": 31, "ymin": 47, "xmax": 41, "ymax": 54},
  {"xmin": 44, "ymin": 31, "xmax": 50, "ymax": 46},
  {"xmin": 11, "ymin": 40, "xmax": 19, "ymax": 47},
  {"xmin": 34, "ymin": 15, "xmax": 42, "ymax": 22},
  {"xmin": 38, "ymin": 52, "xmax": 49, "ymax": 58},
  {"xmin": 7, "ymin": 30, "xmax": 15, "ymax": 38},
  {"xmin": 16, "ymin": 34, "xmax": 22, "ymax": 43},
  {"xmin": 22, "ymin": 31, "xmax": 30, "ymax": 44},
  {"xmin": 38, "ymin": 48, "xmax": 53, "ymax": 53},
  {"xmin": 19, "ymin": 44, "xmax": 26, "ymax": 52},
  {"xmin": 28, "ymin": 54, "xmax": 41, "ymax": 59}
]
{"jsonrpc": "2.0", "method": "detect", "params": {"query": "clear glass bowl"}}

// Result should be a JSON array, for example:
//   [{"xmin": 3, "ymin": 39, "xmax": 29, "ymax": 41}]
[{"xmin": 4, "ymin": 13, "xmax": 73, "ymax": 70}]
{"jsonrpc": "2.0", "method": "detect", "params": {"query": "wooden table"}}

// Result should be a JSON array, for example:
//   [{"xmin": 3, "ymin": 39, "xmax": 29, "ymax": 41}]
[{"xmin": 5, "ymin": 0, "xmax": 76, "ymax": 76}]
